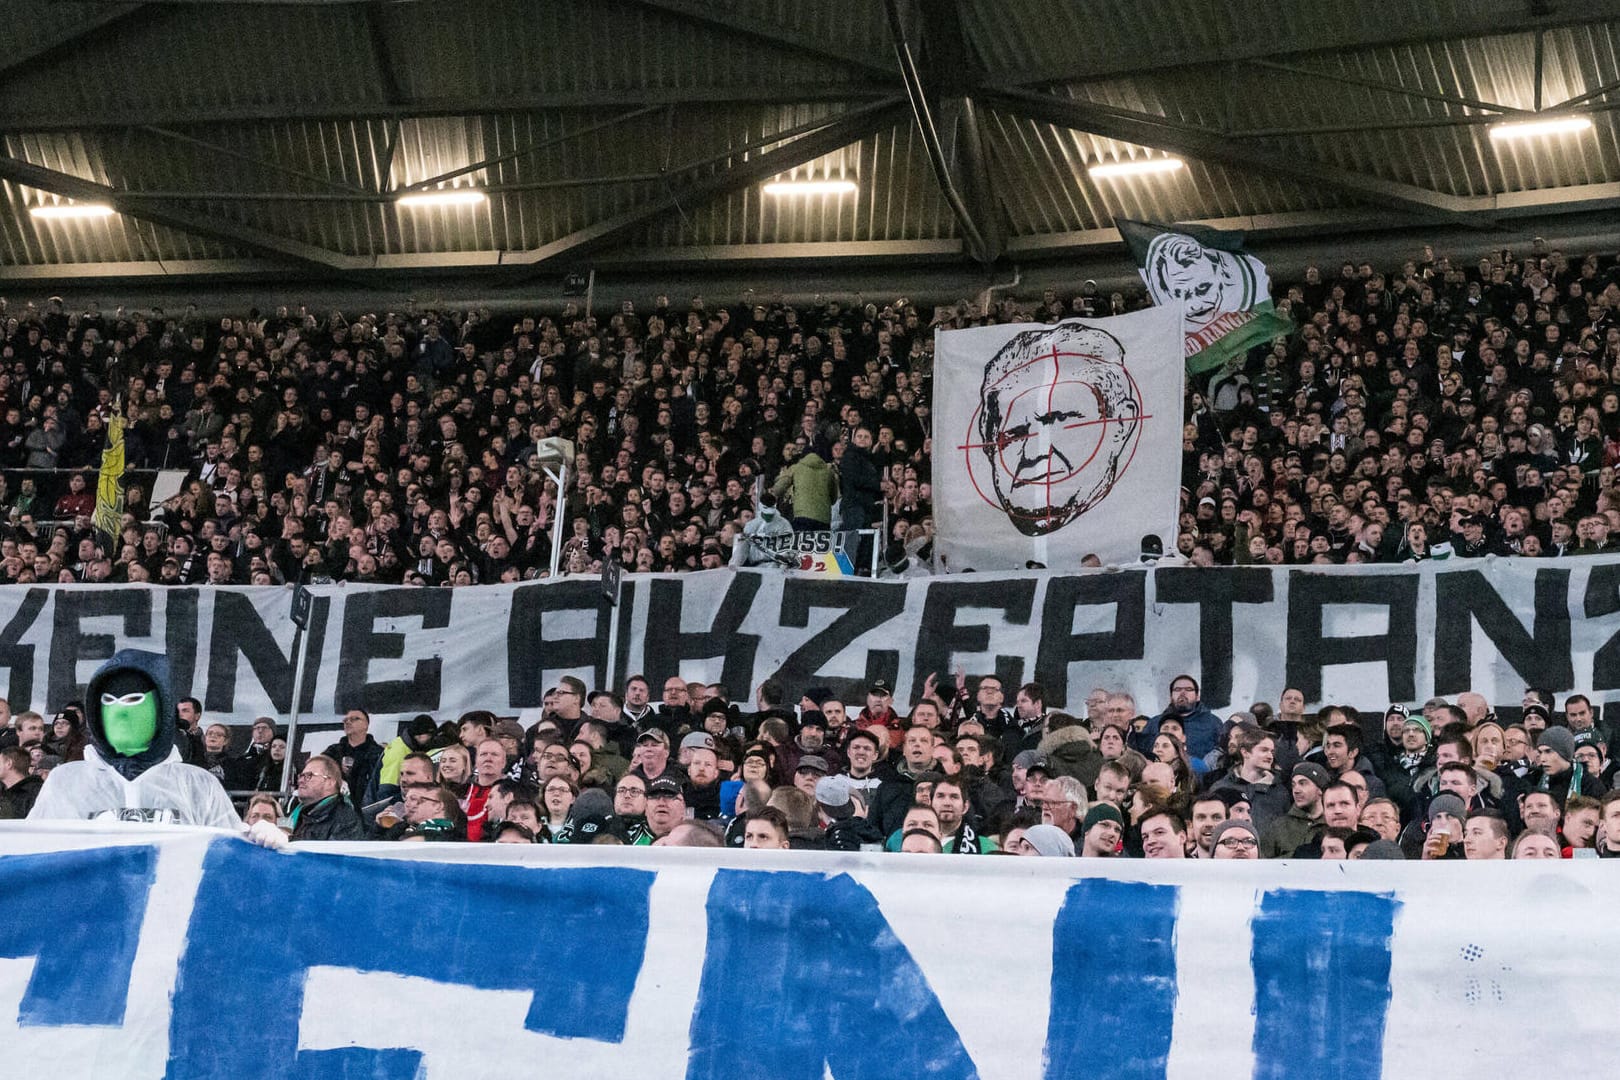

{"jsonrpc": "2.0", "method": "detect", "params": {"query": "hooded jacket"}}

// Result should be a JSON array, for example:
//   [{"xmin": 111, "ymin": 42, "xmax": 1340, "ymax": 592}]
[
  {"xmin": 771, "ymin": 452, "xmax": 839, "ymax": 527},
  {"xmin": 28, "ymin": 649, "xmax": 239, "ymax": 827},
  {"xmin": 1036, "ymin": 725, "xmax": 1105, "ymax": 788}
]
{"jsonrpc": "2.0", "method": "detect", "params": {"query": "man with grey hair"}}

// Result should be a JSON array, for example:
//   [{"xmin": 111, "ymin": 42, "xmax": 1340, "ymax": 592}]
[{"xmin": 1039, "ymin": 775, "xmax": 1088, "ymax": 839}]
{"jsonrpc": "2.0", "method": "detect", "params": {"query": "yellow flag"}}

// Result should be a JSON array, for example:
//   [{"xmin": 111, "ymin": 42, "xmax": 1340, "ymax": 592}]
[{"xmin": 92, "ymin": 411, "xmax": 125, "ymax": 541}]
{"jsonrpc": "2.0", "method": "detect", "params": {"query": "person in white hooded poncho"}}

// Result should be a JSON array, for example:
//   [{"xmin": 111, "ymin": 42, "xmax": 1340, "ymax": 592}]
[
  {"xmin": 29, "ymin": 648, "xmax": 241, "ymax": 828},
  {"xmin": 729, "ymin": 492, "xmax": 795, "ymax": 568}
]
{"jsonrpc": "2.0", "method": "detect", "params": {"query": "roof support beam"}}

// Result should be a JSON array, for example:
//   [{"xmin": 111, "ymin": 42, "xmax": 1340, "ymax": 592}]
[
  {"xmin": 400, "ymin": 105, "xmax": 663, "ymax": 192},
  {"xmin": 363, "ymin": 1, "xmax": 406, "ymax": 106},
  {"xmin": 616, "ymin": 0, "xmax": 896, "ymax": 80},
  {"xmin": 991, "ymin": 1, "xmax": 1620, "ymax": 87},
  {"xmin": 884, "ymin": 0, "xmax": 996, "ymax": 262},
  {"xmin": 0, "ymin": 4, "xmax": 148, "ymax": 83},
  {"xmin": 0, "ymin": 156, "xmax": 357, "ymax": 270},
  {"xmin": 1248, "ymin": 59, "xmax": 1531, "ymax": 116},
  {"xmin": 0, "ymin": 83, "xmax": 892, "ymax": 131},
  {"xmin": 507, "ymin": 98, "xmax": 910, "ymax": 270},
  {"xmin": 985, "ymin": 87, "xmax": 1493, "ymax": 228},
  {"xmin": 140, "ymin": 126, "xmax": 374, "ymax": 195}
]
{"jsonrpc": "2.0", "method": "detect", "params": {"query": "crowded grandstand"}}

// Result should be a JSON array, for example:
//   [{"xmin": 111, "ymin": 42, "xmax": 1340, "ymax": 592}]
[{"xmin": 0, "ymin": 234, "xmax": 1616, "ymax": 863}]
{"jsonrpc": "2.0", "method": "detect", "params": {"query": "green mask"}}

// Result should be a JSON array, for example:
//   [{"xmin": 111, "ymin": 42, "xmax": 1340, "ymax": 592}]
[{"xmin": 101, "ymin": 690, "xmax": 158, "ymax": 756}]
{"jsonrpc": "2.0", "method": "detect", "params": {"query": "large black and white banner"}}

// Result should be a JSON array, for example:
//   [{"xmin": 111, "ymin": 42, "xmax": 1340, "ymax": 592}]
[
  {"xmin": 932, "ymin": 307, "xmax": 1184, "ymax": 569},
  {"xmin": 8, "ymin": 556, "xmax": 1620, "ymax": 732}
]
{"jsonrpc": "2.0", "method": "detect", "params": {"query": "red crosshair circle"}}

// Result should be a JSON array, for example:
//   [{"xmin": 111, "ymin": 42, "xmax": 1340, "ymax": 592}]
[{"xmin": 955, "ymin": 345, "xmax": 1153, "ymax": 522}]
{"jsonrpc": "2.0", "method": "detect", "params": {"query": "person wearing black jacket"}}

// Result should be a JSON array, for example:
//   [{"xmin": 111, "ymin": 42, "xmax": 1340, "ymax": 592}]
[
  {"xmin": 320, "ymin": 709, "xmax": 384, "ymax": 809},
  {"xmin": 1528, "ymin": 727, "xmax": 1604, "ymax": 806},
  {"xmin": 0, "ymin": 746, "xmax": 41, "ymax": 817},
  {"xmin": 289, "ymin": 755, "xmax": 366, "ymax": 841},
  {"xmin": 838, "ymin": 426, "xmax": 883, "ymax": 530}
]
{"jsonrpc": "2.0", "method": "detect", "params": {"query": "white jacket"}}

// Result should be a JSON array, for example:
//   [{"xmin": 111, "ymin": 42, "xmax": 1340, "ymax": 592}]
[{"xmin": 29, "ymin": 745, "xmax": 241, "ymax": 828}]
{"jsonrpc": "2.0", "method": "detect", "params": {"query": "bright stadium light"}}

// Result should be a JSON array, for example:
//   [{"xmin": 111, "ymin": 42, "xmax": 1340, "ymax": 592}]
[
  {"xmin": 763, "ymin": 179, "xmax": 858, "ymax": 196},
  {"xmin": 30, "ymin": 203, "xmax": 115, "ymax": 219},
  {"xmin": 394, "ymin": 189, "xmax": 488, "ymax": 208},
  {"xmin": 1489, "ymin": 116, "xmax": 1593, "ymax": 140},
  {"xmin": 1088, "ymin": 157, "xmax": 1184, "ymax": 179}
]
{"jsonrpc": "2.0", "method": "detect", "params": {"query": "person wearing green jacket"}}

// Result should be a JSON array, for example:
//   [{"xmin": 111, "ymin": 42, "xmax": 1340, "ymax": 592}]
[{"xmin": 772, "ymin": 449, "xmax": 840, "ymax": 530}]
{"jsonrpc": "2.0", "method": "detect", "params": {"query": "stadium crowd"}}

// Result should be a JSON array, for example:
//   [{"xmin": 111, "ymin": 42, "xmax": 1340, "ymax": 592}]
[
  {"xmin": 0, "ymin": 238, "xmax": 1617, "ymax": 583},
  {"xmin": 3, "ymin": 670, "xmax": 1610, "ymax": 861}
]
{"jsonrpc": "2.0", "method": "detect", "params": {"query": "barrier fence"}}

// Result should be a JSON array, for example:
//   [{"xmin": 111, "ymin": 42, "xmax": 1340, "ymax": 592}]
[{"xmin": 0, "ymin": 824, "xmax": 1608, "ymax": 1079}]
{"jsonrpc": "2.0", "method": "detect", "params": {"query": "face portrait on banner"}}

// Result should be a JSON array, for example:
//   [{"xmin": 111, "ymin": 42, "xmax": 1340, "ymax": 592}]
[
  {"xmin": 933, "ymin": 306, "xmax": 1183, "ymax": 568},
  {"xmin": 975, "ymin": 323, "xmax": 1143, "ymax": 537}
]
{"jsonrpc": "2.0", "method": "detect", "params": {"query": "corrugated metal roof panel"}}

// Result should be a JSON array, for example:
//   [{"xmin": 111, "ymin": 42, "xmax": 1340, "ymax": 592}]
[
  {"xmin": 0, "ymin": 133, "xmax": 234, "ymax": 264},
  {"xmin": 0, "ymin": 3, "xmax": 382, "ymax": 125},
  {"xmin": 635, "ymin": 116, "xmax": 956, "ymax": 247},
  {"xmin": 384, "ymin": 0, "xmax": 871, "ymax": 103}
]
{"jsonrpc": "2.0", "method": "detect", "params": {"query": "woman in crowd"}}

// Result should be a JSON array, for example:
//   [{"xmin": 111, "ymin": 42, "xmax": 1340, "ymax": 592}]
[{"xmin": 540, "ymin": 776, "xmax": 579, "ymax": 840}]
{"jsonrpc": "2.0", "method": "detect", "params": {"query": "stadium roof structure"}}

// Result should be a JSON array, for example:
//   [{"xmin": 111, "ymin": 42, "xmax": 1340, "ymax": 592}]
[{"xmin": 4, "ymin": 0, "xmax": 1620, "ymax": 285}]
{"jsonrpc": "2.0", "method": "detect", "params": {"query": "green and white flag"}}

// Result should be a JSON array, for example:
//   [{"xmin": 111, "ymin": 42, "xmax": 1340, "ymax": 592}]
[{"xmin": 1118, "ymin": 218, "xmax": 1292, "ymax": 374}]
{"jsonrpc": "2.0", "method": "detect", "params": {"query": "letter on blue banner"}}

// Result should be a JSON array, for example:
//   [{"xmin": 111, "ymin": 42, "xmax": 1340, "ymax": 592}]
[
  {"xmin": 1045, "ymin": 878, "xmax": 1180, "ymax": 1080},
  {"xmin": 687, "ymin": 869, "xmax": 980, "ymax": 1080},
  {"xmin": 1250, "ymin": 888, "xmax": 1400, "ymax": 1080},
  {"xmin": 0, "ymin": 844, "xmax": 156, "ymax": 1026},
  {"xmin": 166, "ymin": 840, "xmax": 655, "ymax": 1080}
]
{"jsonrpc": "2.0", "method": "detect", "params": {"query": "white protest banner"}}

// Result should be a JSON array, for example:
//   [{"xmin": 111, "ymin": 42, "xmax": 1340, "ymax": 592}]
[
  {"xmin": 932, "ymin": 307, "xmax": 1184, "ymax": 569},
  {"xmin": 7, "ymin": 554, "xmax": 1620, "ymax": 736}
]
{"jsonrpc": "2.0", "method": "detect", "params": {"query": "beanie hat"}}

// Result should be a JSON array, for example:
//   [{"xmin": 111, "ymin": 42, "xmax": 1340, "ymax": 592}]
[
  {"xmin": 1538, "ymin": 726, "xmax": 1576, "ymax": 764},
  {"xmin": 1082, "ymin": 803, "xmax": 1124, "ymax": 832},
  {"xmin": 1403, "ymin": 714, "xmax": 1433, "ymax": 742},
  {"xmin": 1427, "ymin": 793, "xmax": 1467, "ymax": 823},
  {"xmin": 1210, "ymin": 818, "xmax": 1259, "ymax": 847},
  {"xmin": 1291, "ymin": 761, "xmax": 1331, "ymax": 792},
  {"xmin": 1023, "ymin": 823, "xmax": 1076, "ymax": 857},
  {"xmin": 1360, "ymin": 839, "xmax": 1405, "ymax": 860}
]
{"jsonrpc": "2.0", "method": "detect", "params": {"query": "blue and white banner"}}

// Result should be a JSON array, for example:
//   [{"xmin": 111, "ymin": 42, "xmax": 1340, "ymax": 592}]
[{"xmin": 0, "ymin": 824, "xmax": 1609, "ymax": 1078}]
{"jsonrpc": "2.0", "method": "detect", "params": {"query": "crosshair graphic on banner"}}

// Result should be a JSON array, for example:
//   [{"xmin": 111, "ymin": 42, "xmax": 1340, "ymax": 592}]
[{"xmin": 956, "ymin": 323, "xmax": 1151, "ymax": 536}]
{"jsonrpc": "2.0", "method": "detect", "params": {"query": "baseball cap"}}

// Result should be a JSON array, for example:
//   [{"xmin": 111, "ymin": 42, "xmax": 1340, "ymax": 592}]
[
  {"xmin": 646, "ymin": 777, "xmax": 684, "ymax": 800},
  {"xmin": 815, "ymin": 775, "xmax": 855, "ymax": 819},
  {"xmin": 568, "ymin": 814, "xmax": 630, "ymax": 843},
  {"xmin": 636, "ymin": 729, "xmax": 670, "ymax": 746},
  {"xmin": 867, "ymin": 680, "xmax": 893, "ymax": 696},
  {"xmin": 680, "ymin": 731, "xmax": 717, "ymax": 753},
  {"xmin": 1013, "ymin": 749, "xmax": 1044, "ymax": 771},
  {"xmin": 795, "ymin": 755, "xmax": 830, "ymax": 775}
]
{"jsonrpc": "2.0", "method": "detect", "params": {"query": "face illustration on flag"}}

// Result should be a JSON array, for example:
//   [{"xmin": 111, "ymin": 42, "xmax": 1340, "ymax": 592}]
[
  {"xmin": 973, "ymin": 323, "xmax": 1143, "ymax": 536},
  {"xmin": 1118, "ymin": 218, "xmax": 1290, "ymax": 374},
  {"xmin": 1142, "ymin": 231, "xmax": 1258, "ymax": 328}
]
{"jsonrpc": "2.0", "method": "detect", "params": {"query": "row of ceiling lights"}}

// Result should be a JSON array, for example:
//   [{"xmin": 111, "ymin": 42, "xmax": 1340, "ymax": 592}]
[{"xmin": 23, "ymin": 115, "xmax": 1595, "ymax": 219}]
